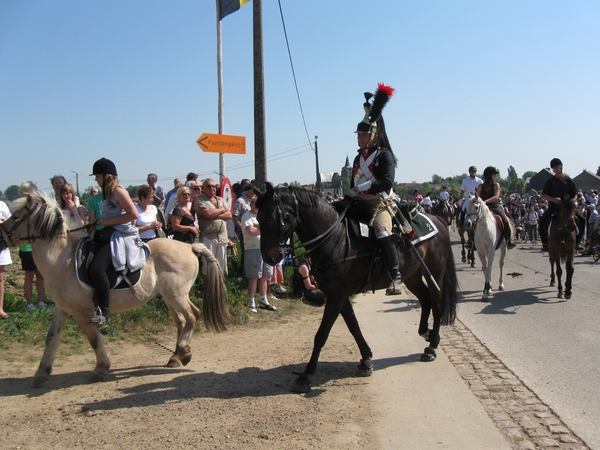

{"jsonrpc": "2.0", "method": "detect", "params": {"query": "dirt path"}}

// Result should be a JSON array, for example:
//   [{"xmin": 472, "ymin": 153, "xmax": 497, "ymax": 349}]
[{"xmin": 0, "ymin": 304, "xmax": 379, "ymax": 450}]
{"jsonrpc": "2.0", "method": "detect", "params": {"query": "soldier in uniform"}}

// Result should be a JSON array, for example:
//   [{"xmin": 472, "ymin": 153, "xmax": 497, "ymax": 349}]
[{"xmin": 346, "ymin": 83, "xmax": 402, "ymax": 291}]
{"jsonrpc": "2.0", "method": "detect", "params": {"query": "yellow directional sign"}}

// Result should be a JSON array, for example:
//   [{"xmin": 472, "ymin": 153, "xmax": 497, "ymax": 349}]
[{"xmin": 196, "ymin": 133, "xmax": 246, "ymax": 154}]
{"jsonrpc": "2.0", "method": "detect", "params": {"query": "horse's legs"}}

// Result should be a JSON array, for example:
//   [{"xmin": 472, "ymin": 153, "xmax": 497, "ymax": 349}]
[
  {"xmin": 565, "ymin": 254, "xmax": 574, "ymax": 299},
  {"xmin": 34, "ymin": 305, "xmax": 69, "ymax": 386},
  {"xmin": 294, "ymin": 298, "xmax": 344, "ymax": 391},
  {"xmin": 481, "ymin": 249, "xmax": 496, "ymax": 300},
  {"xmin": 549, "ymin": 257, "xmax": 556, "ymax": 287},
  {"xmin": 77, "ymin": 319, "xmax": 112, "ymax": 382},
  {"xmin": 339, "ymin": 300, "xmax": 373, "ymax": 376},
  {"xmin": 460, "ymin": 232, "xmax": 467, "ymax": 263},
  {"xmin": 164, "ymin": 294, "xmax": 198, "ymax": 367},
  {"xmin": 498, "ymin": 246, "xmax": 506, "ymax": 291},
  {"xmin": 404, "ymin": 277, "xmax": 440, "ymax": 362},
  {"xmin": 555, "ymin": 259, "xmax": 564, "ymax": 298}
]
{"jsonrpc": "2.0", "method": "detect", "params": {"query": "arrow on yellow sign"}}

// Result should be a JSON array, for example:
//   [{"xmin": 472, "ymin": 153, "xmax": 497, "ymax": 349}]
[{"xmin": 196, "ymin": 133, "xmax": 246, "ymax": 154}]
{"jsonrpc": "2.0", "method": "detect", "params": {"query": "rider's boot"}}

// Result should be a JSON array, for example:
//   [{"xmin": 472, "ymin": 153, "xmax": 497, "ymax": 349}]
[
  {"xmin": 504, "ymin": 226, "xmax": 517, "ymax": 250},
  {"xmin": 380, "ymin": 235, "xmax": 402, "ymax": 295},
  {"xmin": 90, "ymin": 273, "xmax": 111, "ymax": 325}
]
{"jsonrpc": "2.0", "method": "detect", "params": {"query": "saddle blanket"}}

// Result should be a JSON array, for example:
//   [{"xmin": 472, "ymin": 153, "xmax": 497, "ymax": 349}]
[
  {"xmin": 357, "ymin": 211, "xmax": 439, "ymax": 245},
  {"xmin": 75, "ymin": 239, "xmax": 142, "ymax": 292}
]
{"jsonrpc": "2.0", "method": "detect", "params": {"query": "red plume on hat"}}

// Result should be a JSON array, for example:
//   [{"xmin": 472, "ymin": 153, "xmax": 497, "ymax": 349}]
[{"xmin": 368, "ymin": 83, "xmax": 395, "ymax": 124}]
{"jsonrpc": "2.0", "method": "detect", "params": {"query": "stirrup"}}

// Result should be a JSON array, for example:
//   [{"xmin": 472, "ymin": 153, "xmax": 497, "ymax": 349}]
[{"xmin": 90, "ymin": 307, "xmax": 110, "ymax": 325}]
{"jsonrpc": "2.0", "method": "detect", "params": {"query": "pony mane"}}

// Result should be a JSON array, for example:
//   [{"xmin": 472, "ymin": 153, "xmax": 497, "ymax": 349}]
[{"xmin": 10, "ymin": 188, "xmax": 66, "ymax": 240}]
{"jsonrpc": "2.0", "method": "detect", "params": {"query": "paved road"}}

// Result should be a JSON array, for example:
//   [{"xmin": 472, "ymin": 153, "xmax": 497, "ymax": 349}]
[{"xmin": 449, "ymin": 232, "xmax": 600, "ymax": 449}]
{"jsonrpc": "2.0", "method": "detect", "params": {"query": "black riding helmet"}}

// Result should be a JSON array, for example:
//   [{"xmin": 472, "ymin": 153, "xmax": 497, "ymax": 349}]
[
  {"xmin": 469, "ymin": 166, "xmax": 477, "ymax": 173},
  {"xmin": 90, "ymin": 158, "xmax": 118, "ymax": 177},
  {"xmin": 483, "ymin": 166, "xmax": 499, "ymax": 178},
  {"xmin": 550, "ymin": 158, "xmax": 563, "ymax": 168}
]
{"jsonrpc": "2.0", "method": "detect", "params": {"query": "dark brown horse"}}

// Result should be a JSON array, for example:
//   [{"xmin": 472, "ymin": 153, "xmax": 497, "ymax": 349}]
[
  {"xmin": 256, "ymin": 183, "xmax": 458, "ymax": 392},
  {"xmin": 548, "ymin": 198, "xmax": 576, "ymax": 299},
  {"xmin": 433, "ymin": 201, "xmax": 454, "ymax": 230}
]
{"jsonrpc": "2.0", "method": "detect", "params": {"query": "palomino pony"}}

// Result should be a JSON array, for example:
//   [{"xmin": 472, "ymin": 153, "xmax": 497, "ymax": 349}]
[
  {"xmin": 256, "ymin": 183, "xmax": 458, "ymax": 392},
  {"xmin": 464, "ymin": 194, "xmax": 511, "ymax": 301},
  {"xmin": 0, "ymin": 188, "xmax": 233, "ymax": 386},
  {"xmin": 547, "ymin": 198, "xmax": 576, "ymax": 299}
]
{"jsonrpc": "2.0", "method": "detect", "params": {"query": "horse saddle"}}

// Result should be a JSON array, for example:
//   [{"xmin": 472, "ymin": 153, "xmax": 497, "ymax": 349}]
[
  {"xmin": 343, "ymin": 199, "xmax": 439, "ymax": 246},
  {"xmin": 75, "ymin": 239, "xmax": 142, "ymax": 292}
]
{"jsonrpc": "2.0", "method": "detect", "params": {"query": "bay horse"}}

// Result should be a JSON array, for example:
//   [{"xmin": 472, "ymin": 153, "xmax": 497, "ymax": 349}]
[
  {"xmin": 0, "ymin": 187, "xmax": 233, "ymax": 387},
  {"xmin": 548, "ymin": 198, "xmax": 576, "ymax": 299},
  {"xmin": 433, "ymin": 201, "xmax": 454, "ymax": 230},
  {"xmin": 256, "ymin": 183, "xmax": 458, "ymax": 392},
  {"xmin": 464, "ymin": 194, "xmax": 510, "ymax": 301},
  {"xmin": 457, "ymin": 220, "xmax": 476, "ymax": 267}
]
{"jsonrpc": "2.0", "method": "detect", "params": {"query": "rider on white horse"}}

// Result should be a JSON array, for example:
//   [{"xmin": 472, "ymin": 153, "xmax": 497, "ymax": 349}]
[
  {"xmin": 458, "ymin": 165, "xmax": 483, "ymax": 228},
  {"xmin": 477, "ymin": 166, "xmax": 516, "ymax": 249}
]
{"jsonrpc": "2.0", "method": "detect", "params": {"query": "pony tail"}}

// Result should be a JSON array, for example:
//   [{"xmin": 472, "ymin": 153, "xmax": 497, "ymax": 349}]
[{"xmin": 102, "ymin": 175, "xmax": 119, "ymax": 200}]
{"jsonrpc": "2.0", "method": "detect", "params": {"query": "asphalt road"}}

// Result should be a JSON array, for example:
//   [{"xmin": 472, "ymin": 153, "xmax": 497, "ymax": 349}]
[{"xmin": 449, "ymin": 232, "xmax": 600, "ymax": 450}]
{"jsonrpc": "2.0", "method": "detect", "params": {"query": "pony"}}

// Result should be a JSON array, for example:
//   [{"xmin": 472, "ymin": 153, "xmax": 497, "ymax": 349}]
[
  {"xmin": 463, "ymin": 194, "xmax": 510, "ymax": 301},
  {"xmin": 256, "ymin": 183, "xmax": 458, "ymax": 392},
  {"xmin": 457, "ymin": 220, "xmax": 476, "ymax": 267},
  {"xmin": 547, "ymin": 198, "xmax": 576, "ymax": 299},
  {"xmin": 0, "ymin": 188, "xmax": 233, "ymax": 387}
]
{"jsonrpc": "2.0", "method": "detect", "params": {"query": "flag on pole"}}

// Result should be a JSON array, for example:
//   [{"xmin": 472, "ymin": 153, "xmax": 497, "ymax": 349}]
[{"xmin": 219, "ymin": 0, "xmax": 251, "ymax": 20}]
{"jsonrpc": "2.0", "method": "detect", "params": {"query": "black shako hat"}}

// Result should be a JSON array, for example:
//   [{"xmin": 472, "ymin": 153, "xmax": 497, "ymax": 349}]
[
  {"xmin": 550, "ymin": 158, "xmax": 563, "ymax": 168},
  {"xmin": 90, "ymin": 158, "xmax": 118, "ymax": 176}
]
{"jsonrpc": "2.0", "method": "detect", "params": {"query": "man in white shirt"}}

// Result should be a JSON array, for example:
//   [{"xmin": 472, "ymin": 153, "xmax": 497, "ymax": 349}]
[{"xmin": 458, "ymin": 166, "xmax": 483, "ymax": 227}]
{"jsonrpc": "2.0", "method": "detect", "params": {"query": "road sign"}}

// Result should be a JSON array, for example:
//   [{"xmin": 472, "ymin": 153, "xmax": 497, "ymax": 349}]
[
  {"xmin": 196, "ymin": 133, "xmax": 246, "ymax": 154},
  {"xmin": 220, "ymin": 177, "xmax": 234, "ymax": 213}
]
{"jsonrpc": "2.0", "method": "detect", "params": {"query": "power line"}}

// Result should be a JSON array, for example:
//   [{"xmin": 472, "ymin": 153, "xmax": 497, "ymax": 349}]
[{"xmin": 277, "ymin": 0, "xmax": 314, "ymax": 152}]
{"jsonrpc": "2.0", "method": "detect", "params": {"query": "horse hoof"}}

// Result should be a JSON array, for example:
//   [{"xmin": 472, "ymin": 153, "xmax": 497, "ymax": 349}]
[
  {"xmin": 421, "ymin": 347, "xmax": 436, "ymax": 362},
  {"xmin": 32, "ymin": 375, "xmax": 49, "ymax": 387},
  {"xmin": 88, "ymin": 372, "xmax": 105, "ymax": 383},
  {"xmin": 565, "ymin": 293, "xmax": 572, "ymax": 299},
  {"xmin": 557, "ymin": 292, "xmax": 564, "ymax": 299},
  {"xmin": 550, "ymin": 281, "xmax": 555, "ymax": 287},
  {"xmin": 356, "ymin": 359, "xmax": 374, "ymax": 377},
  {"xmin": 462, "ymin": 257, "xmax": 467, "ymax": 263},
  {"xmin": 166, "ymin": 354, "xmax": 182, "ymax": 368},
  {"xmin": 499, "ymin": 285, "xmax": 505, "ymax": 291},
  {"xmin": 291, "ymin": 376, "xmax": 312, "ymax": 393},
  {"xmin": 180, "ymin": 354, "xmax": 192, "ymax": 366}
]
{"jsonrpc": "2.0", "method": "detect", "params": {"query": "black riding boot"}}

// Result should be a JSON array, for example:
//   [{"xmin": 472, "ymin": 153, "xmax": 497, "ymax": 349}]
[
  {"xmin": 504, "ymin": 227, "xmax": 517, "ymax": 250},
  {"xmin": 90, "ymin": 272, "xmax": 111, "ymax": 325},
  {"xmin": 380, "ymin": 235, "xmax": 402, "ymax": 295}
]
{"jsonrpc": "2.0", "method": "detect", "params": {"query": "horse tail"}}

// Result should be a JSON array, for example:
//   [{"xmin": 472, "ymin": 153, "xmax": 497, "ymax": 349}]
[
  {"xmin": 191, "ymin": 243, "xmax": 233, "ymax": 332},
  {"xmin": 441, "ymin": 250, "xmax": 459, "ymax": 326}
]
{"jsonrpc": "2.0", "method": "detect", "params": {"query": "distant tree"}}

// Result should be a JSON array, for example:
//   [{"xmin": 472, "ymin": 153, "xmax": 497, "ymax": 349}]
[
  {"xmin": 506, "ymin": 166, "xmax": 518, "ymax": 183},
  {"xmin": 332, "ymin": 174, "xmax": 350, "ymax": 193},
  {"xmin": 431, "ymin": 174, "xmax": 442, "ymax": 185},
  {"xmin": 4, "ymin": 185, "xmax": 19, "ymax": 201},
  {"xmin": 125, "ymin": 185, "xmax": 140, "ymax": 198},
  {"xmin": 522, "ymin": 171, "xmax": 537, "ymax": 180},
  {"xmin": 288, "ymin": 181, "xmax": 302, "ymax": 188}
]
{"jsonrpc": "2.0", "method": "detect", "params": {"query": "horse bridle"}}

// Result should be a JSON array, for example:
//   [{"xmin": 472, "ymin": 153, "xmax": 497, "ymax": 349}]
[
  {"xmin": 465, "ymin": 200, "xmax": 482, "ymax": 224},
  {"xmin": 0, "ymin": 204, "xmax": 42, "ymax": 249}
]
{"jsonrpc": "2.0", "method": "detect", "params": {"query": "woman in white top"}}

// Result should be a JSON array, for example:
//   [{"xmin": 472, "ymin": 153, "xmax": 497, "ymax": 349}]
[
  {"xmin": 135, "ymin": 185, "xmax": 162, "ymax": 242},
  {"xmin": 0, "ymin": 200, "xmax": 12, "ymax": 319}
]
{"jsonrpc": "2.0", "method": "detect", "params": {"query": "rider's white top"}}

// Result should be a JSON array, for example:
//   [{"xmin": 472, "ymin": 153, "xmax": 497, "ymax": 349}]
[
  {"xmin": 439, "ymin": 191, "xmax": 450, "ymax": 201},
  {"xmin": 460, "ymin": 176, "xmax": 483, "ymax": 197}
]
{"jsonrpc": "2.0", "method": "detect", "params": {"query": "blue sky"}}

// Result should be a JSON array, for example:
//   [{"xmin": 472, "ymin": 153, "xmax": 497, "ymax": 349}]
[{"xmin": 1, "ymin": 0, "xmax": 598, "ymax": 195}]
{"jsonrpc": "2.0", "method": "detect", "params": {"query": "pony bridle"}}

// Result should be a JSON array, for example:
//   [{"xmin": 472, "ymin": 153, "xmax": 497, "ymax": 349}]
[
  {"xmin": 465, "ymin": 201, "xmax": 482, "ymax": 224},
  {"xmin": 0, "ymin": 203, "xmax": 51, "ymax": 248}
]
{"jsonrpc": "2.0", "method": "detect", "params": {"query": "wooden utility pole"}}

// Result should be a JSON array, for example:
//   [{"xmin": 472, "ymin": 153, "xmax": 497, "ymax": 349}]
[{"xmin": 253, "ymin": 0, "xmax": 266, "ymax": 188}]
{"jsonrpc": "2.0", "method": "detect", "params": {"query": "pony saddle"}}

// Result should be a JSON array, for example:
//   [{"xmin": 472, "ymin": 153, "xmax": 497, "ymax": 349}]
[{"xmin": 75, "ymin": 239, "xmax": 142, "ymax": 291}]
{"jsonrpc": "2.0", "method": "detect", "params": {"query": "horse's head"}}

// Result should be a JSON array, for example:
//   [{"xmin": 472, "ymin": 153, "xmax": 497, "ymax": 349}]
[
  {"xmin": 0, "ymin": 186, "xmax": 65, "ymax": 250},
  {"xmin": 556, "ymin": 197, "xmax": 577, "ymax": 230},
  {"xmin": 255, "ymin": 182, "xmax": 298, "ymax": 266},
  {"xmin": 463, "ymin": 194, "xmax": 481, "ymax": 229}
]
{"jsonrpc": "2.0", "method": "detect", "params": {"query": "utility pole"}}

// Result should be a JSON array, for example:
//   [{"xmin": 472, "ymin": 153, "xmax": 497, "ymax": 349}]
[
  {"xmin": 253, "ymin": 0, "xmax": 266, "ymax": 188},
  {"xmin": 71, "ymin": 170, "xmax": 79, "ymax": 196},
  {"xmin": 314, "ymin": 136, "xmax": 321, "ymax": 193},
  {"xmin": 216, "ymin": 0, "xmax": 225, "ymax": 183}
]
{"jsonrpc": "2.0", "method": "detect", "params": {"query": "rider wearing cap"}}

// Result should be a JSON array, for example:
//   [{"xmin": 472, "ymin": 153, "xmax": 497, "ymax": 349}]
[
  {"xmin": 88, "ymin": 158, "xmax": 148, "ymax": 325},
  {"xmin": 346, "ymin": 83, "xmax": 402, "ymax": 290},
  {"xmin": 477, "ymin": 166, "xmax": 517, "ymax": 249},
  {"xmin": 458, "ymin": 166, "xmax": 483, "ymax": 227},
  {"xmin": 538, "ymin": 158, "xmax": 584, "ymax": 251}
]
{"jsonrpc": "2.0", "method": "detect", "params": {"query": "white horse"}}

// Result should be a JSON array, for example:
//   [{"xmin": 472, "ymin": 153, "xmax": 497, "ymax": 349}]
[
  {"xmin": 464, "ymin": 194, "xmax": 508, "ymax": 301},
  {"xmin": 0, "ymin": 187, "xmax": 233, "ymax": 386}
]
